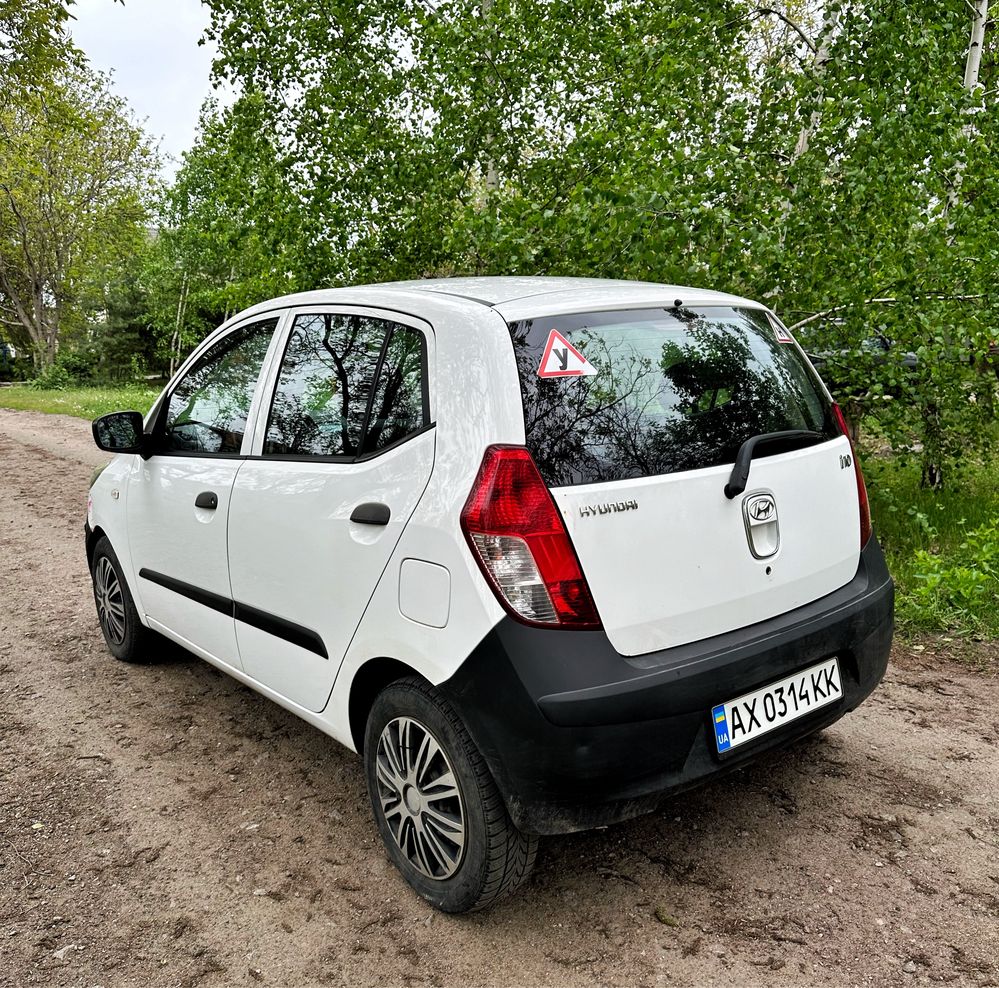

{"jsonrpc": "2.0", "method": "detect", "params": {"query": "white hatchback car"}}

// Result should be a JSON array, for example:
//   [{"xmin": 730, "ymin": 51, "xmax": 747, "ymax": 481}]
[{"xmin": 87, "ymin": 277, "xmax": 893, "ymax": 912}]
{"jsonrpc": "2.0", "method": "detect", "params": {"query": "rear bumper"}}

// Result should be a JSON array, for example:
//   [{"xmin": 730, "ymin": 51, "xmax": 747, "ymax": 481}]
[{"xmin": 439, "ymin": 537, "xmax": 894, "ymax": 835}]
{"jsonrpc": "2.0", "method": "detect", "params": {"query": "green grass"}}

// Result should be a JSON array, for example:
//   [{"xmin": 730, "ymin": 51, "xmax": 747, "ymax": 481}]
[
  {"xmin": 0, "ymin": 383, "xmax": 160, "ymax": 419},
  {"xmin": 865, "ymin": 446, "xmax": 999, "ymax": 639}
]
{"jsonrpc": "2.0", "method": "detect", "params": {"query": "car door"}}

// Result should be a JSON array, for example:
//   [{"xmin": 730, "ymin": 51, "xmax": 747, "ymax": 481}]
[
  {"xmin": 125, "ymin": 316, "xmax": 282, "ymax": 669},
  {"xmin": 227, "ymin": 307, "xmax": 435, "ymax": 711}
]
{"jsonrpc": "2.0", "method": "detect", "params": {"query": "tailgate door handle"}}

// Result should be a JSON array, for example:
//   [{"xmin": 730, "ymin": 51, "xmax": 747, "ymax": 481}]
[
  {"xmin": 350, "ymin": 502, "xmax": 390, "ymax": 526},
  {"xmin": 195, "ymin": 491, "xmax": 218, "ymax": 510}
]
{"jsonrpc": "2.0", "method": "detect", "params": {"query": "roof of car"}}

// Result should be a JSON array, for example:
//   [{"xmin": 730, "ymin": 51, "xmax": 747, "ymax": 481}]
[
  {"xmin": 375, "ymin": 276, "xmax": 760, "ymax": 310},
  {"xmin": 226, "ymin": 277, "xmax": 766, "ymax": 330}
]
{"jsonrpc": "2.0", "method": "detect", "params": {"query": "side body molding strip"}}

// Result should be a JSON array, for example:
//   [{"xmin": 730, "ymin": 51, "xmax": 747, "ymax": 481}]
[
  {"xmin": 138, "ymin": 568, "xmax": 328, "ymax": 660},
  {"xmin": 138, "ymin": 568, "xmax": 231, "ymax": 615}
]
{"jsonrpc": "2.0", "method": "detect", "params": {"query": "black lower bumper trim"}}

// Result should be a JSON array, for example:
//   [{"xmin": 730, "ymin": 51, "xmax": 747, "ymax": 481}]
[{"xmin": 439, "ymin": 538, "xmax": 894, "ymax": 835}]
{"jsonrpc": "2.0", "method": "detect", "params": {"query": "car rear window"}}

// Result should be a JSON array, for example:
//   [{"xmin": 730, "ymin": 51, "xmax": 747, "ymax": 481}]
[{"xmin": 507, "ymin": 306, "xmax": 838, "ymax": 488}]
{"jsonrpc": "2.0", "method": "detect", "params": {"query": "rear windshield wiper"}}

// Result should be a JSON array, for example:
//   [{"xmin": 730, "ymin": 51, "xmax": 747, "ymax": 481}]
[{"xmin": 724, "ymin": 430, "xmax": 825, "ymax": 500}]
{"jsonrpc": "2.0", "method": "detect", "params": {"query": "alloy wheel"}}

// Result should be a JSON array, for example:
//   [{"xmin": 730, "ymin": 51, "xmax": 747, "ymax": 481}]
[
  {"xmin": 94, "ymin": 556, "xmax": 126, "ymax": 646},
  {"xmin": 374, "ymin": 716, "xmax": 466, "ymax": 879}
]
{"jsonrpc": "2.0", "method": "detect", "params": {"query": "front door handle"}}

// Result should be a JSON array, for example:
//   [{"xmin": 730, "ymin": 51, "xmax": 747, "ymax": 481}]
[
  {"xmin": 350, "ymin": 502, "xmax": 390, "ymax": 526},
  {"xmin": 195, "ymin": 491, "xmax": 218, "ymax": 510}
]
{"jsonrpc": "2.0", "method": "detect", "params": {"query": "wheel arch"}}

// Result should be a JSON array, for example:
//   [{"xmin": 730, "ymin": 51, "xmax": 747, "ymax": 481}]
[
  {"xmin": 347, "ymin": 656, "xmax": 429, "ymax": 754},
  {"xmin": 86, "ymin": 524, "xmax": 107, "ymax": 572}
]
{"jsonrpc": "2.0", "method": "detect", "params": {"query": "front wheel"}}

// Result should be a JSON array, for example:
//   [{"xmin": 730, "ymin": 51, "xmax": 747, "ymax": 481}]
[
  {"xmin": 90, "ymin": 536, "xmax": 153, "ymax": 663},
  {"xmin": 364, "ymin": 677, "xmax": 538, "ymax": 913}
]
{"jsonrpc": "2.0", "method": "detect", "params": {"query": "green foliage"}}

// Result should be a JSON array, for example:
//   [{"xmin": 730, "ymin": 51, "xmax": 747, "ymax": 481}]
[
  {"xmin": 168, "ymin": 0, "xmax": 999, "ymax": 485},
  {"xmin": 83, "ymin": 237, "xmax": 163, "ymax": 380},
  {"xmin": 866, "ymin": 442, "xmax": 999, "ymax": 636},
  {"xmin": 906, "ymin": 521, "xmax": 999, "ymax": 632},
  {"xmin": 0, "ymin": 344, "xmax": 28, "ymax": 380},
  {"xmin": 139, "ymin": 95, "xmax": 300, "ymax": 367},
  {"xmin": 0, "ymin": 382, "xmax": 159, "ymax": 418},
  {"xmin": 0, "ymin": 0, "xmax": 80, "ymax": 100},
  {"xmin": 27, "ymin": 361, "xmax": 74, "ymax": 390},
  {"xmin": 0, "ymin": 62, "xmax": 158, "ymax": 369},
  {"xmin": 22, "ymin": 340, "xmax": 104, "ymax": 388}
]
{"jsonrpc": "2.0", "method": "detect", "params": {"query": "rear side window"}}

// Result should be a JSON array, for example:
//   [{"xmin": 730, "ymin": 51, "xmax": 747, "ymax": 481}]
[
  {"xmin": 264, "ymin": 313, "xmax": 428, "ymax": 458},
  {"xmin": 508, "ymin": 306, "xmax": 836, "ymax": 487}
]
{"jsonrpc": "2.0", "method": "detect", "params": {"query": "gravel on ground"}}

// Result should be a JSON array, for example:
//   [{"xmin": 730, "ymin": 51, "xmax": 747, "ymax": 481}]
[{"xmin": 1, "ymin": 406, "xmax": 997, "ymax": 988}]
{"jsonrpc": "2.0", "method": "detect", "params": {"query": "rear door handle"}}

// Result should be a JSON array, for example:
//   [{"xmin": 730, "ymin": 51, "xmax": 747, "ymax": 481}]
[
  {"xmin": 350, "ymin": 502, "xmax": 390, "ymax": 526},
  {"xmin": 195, "ymin": 491, "xmax": 218, "ymax": 510}
]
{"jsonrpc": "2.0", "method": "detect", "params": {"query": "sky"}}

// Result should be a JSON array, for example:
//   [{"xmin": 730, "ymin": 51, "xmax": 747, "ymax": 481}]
[{"xmin": 68, "ymin": 0, "xmax": 220, "ymax": 176}]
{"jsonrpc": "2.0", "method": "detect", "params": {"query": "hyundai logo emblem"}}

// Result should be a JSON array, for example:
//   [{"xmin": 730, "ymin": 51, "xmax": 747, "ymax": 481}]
[{"xmin": 742, "ymin": 491, "xmax": 780, "ymax": 559}]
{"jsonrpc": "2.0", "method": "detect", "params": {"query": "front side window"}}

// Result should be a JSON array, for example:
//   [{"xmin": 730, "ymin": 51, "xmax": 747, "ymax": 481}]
[
  {"xmin": 264, "ymin": 313, "xmax": 427, "ymax": 458},
  {"xmin": 162, "ymin": 318, "xmax": 278, "ymax": 454}
]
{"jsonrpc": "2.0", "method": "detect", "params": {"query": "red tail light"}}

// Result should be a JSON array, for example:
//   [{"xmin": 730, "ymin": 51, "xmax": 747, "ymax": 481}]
[
  {"xmin": 831, "ymin": 404, "xmax": 872, "ymax": 548},
  {"xmin": 460, "ymin": 445, "xmax": 601, "ymax": 629}
]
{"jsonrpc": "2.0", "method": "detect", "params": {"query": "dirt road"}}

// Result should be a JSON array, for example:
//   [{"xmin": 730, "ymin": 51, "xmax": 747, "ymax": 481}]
[{"xmin": 1, "ymin": 406, "xmax": 997, "ymax": 988}]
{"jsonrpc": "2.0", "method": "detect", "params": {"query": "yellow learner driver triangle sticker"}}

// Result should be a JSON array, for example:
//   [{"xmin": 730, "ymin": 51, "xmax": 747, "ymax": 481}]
[{"xmin": 537, "ymin": 330, "xmax": 598, "ymax": 378}]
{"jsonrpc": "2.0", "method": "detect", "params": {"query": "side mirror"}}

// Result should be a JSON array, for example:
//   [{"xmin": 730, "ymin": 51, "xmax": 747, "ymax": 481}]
[{"xmin": 92, "ymin": 411, "xmax": 146, "ymax": 454}]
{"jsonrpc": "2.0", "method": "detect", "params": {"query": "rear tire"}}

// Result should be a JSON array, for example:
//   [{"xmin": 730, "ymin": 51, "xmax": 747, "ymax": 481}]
[
  {"xmin": 364, "ymin": 677, "xmax": 538, "ymax": 913},
  {"xmin": 90, "ymin": 536, "xmax": 154, "ymax": 663}
]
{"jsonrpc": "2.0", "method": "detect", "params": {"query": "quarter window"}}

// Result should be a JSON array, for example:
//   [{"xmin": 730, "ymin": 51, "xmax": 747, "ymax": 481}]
[
  {"xmin": 265, "ymin": 313, "xmax": 427, "ymax": 458},
  {"xmin": 361, "ymin": 323, "xmax": 426, "ymax": 454},
  {"xmin": 162, "ymin": 319, "xmax": 277, "ymax": 454}
]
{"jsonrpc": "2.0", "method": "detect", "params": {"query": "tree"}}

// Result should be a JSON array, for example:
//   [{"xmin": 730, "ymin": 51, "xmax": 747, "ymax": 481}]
[
  {"xmin": 179, "ymin": 0, "xmax": 995, "ymax": 484},
  {"xmin": 0, "ymin": 64, "xmax": 157, "ymax": 369},
  {"xmin": 772, "ymin": 2, "xmax": 998, "ymax": 486},
  {"xmin": 0, "ymin": 0, "xmax": 79, "ymax": 102},
  {"xmin": 81, "ymin": 232, "xmax": 163, "ymax": 380},
  {"xmin": 135, "ymin": 94, "xmax": 304, "ymax": 374}
]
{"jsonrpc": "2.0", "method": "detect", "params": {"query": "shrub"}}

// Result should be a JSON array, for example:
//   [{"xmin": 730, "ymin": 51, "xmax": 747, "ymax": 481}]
[
  {"xmin": 28, "ymin": 363, "xmax": 75, "ymax": 390},
  {"xmin": 55, "ymin": 344, "xmax": 101, "ymax": 383},
  {"xmin": 901, "ymin": 520, "xmax": 999, "ymax": 633}
]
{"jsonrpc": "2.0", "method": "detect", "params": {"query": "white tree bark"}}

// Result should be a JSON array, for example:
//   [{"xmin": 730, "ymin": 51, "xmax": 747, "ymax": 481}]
[
  {"xmin": 790, "ymin": 6, "xmax": 840, "ymax": 166},
  {"xmin": 169, "ymin": 273, "xmax": 188, "ymax": 378},
  {"xmin": 778, "ymin": 6, "xmax": 840, "ymax": 246},
  {"xmin": 482, "ymin": 0, "xmax": 499, "ymax": 190},
  {"xmin": 964, "ymin": 0, "xmax": 989, "ymax": 93},
  {"xmin": 945, "ymin": 0, "xmax": 990, "ymax": 221}
]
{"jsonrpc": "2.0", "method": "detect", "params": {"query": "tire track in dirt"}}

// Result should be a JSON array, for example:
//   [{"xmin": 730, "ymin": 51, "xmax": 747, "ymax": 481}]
[{"xmin": 1, "ymin": 407, "xmax": 997, "ymax": 987}]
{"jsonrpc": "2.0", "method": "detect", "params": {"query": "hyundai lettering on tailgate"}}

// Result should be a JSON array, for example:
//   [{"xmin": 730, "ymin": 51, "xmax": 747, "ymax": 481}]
[{"xmin": 712, "ymin": 657, "xmax": 842, "ymax": 753}]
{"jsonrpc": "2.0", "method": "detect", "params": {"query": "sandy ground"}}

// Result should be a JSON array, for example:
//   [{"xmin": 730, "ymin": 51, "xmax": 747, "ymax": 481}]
[{"xmin": 0, "ymin": 405, "xmax": 997, "ymax": 988}]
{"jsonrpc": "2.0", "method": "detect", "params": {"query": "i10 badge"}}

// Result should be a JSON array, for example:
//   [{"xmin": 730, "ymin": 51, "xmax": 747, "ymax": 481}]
[{"xmin": 712, "ymin": 657, "xmax": 843, "ymax": 753}]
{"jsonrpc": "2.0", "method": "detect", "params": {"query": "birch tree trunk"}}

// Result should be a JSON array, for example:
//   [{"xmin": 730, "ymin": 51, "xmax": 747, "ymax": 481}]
[
  {"xmin": 922, "ymin": 0, "xmax": 990, "ymax": 490},
  {"xmin": 789, "ymin": 8, "xmax": 840, "ymax": 166},
  {"xmin": 482, "ymin": 0, "xmax": 500, "ymax": 191},
  {"xmin": 778, "ymin": 7, "xmax": 840, "ymax": 245},
  {"xmin": 964, "ymin": 0, "xmax": 989, "ymax": 92},
  {"xmin": 169, "ymin": 274, "xmax": 188, "ymax": 378},
  {"xmin": 947, "ymin": 0, "xmax": 990, "ymax": 215}
]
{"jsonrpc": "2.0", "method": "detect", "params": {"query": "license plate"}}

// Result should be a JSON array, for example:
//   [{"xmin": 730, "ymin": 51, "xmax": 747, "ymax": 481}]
[{"xmin": 712, "ymin": 657, "xmax": 842, "ymax": 754}]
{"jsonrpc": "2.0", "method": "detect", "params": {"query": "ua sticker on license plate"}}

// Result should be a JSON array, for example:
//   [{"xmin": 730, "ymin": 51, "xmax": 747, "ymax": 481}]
[{"xmin": 712, "ymin": 657, "xmax": 842, "ymax": 754}]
